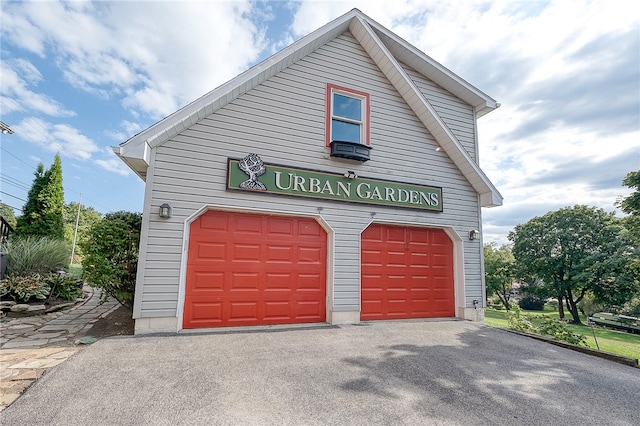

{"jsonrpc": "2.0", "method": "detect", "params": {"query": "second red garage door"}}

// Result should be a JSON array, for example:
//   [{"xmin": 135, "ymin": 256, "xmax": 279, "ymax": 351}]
[
  {"xmin": 184, "ymin": 210, "xmax": 327, "ymax": 328},
  {"xmin": 361, "ymin": 224, "xmax": 455, "ymax": 320}
]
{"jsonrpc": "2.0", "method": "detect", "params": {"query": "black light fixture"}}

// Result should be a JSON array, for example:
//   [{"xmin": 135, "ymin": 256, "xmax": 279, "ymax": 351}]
[
  {"xmin": 343, "ymin": 170, "xmax": 357, "ymax": 179},
  {"xmin": 469, "ymin": 229, "xmax": 480, "ymax": 241},
  {"xmin": 159, "ymin": 203, "xmax": 172, "ymax": 218}
]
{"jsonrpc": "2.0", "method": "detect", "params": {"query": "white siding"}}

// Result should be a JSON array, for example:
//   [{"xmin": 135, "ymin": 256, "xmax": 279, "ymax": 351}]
[
  {"xmin": 402, "ymin": 63, "xmax": 478, "ymax": 162},
  {"xmin": 136, "ymin": 31, "xmax": 483, "ymax": 319}
]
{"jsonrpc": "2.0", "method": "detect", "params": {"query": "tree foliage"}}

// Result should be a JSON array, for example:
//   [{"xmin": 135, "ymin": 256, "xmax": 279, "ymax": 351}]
[
  {"xmin": 0, "ymin": 200, "xmax": 17, "ymax": 229},
  {"xmin": 81, "ymin": 211, "xmax": 142, "ymax": 309},
  {"xmin": 618, "ymin": 170, "xmax": 640, "ymax": 216},
  {"xmin": 15, "ymin": 155, "xmax": 65, "ymax": 239},
  {"xmin": 63, "ymin": 202, "xmax": 102, "ymax": 259},
  {"xmin": 483, "ymin": 243, "xmax": 515, "ymax": 310},
  {"xmin": 509, "ymin": 205, "xmax": 637, "ymax": 324}
]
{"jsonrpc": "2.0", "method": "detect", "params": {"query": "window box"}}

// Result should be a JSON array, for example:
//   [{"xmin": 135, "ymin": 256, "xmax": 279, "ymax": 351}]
[{"xmin": 330, "ymin": 140, "xmax": 372, "ymax": 162}]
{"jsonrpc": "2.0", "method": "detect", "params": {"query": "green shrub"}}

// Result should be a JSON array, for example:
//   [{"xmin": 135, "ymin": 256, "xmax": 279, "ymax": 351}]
[
  {"xmin": 506, "ymin": 305, "xmax": 536, "ymax": 332},
  {"xmin": 578, "ymin": 293, "xmax": 609, "ymax": 317},
  {"xmin": 0, "ymin": 274, "xmax": 51, "ymax": 302},
  {"xmin": 518, "ymin": 295, "xmax": 545, "ymax": 311},
  {"xmin": 47, "ymin": 273, "xmax": 84, "ymax": 301},
  {"xmin": 538, "ymin": 317, "xmax": 587, "ymax": 346},
  {"xmin": 2, "ymin": 236, "xmax": 70, "ymax": 276},
  {"xmin": 620, "ymin": 297, "xmax": 640, "ymax": 317},
  {"xmin": 81, "ymin": 211, "xmax": 141, "ymax": 309}
]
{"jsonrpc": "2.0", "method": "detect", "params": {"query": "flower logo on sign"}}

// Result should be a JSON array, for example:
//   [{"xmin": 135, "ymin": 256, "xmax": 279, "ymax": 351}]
[{"xmin": 238, "ymin": 153, "xmax": 267, "ymax": 191}]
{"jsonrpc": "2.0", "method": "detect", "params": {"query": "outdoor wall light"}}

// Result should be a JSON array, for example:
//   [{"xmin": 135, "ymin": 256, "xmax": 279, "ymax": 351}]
[
  {"xmin": 159, "ymin": 203, "xmax": 172, "ymax": 219},
  {"xmin": 344, "ymin": 170, "xmax": 358, "ymax": 179},
  {"xmin": 469, "ymin": 229, "xmax": 480, "ymax": 241},
  {"xmin": 434, "ymin": 145, "xmax": 443, "ymax": 152}
]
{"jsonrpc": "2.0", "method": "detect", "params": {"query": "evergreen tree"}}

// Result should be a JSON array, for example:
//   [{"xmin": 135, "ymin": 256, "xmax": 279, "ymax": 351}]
[{"xmin": 15, "ymin": 154, "xmax": 65, "ymax": 238}]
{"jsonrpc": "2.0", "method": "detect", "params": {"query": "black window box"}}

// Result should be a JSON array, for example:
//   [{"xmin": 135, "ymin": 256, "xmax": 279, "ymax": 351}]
[{"xmin": 330, "ymin": 141, "xmax": 372, "ymax": 162}]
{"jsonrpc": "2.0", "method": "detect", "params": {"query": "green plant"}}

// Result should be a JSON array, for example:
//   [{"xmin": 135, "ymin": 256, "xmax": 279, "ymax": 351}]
[
  {"xmin": 506, "ymin": 305, "xmax": 537, "ymax": 332},
  {"xmin": 2, "ymin": 236, "xmax": 70, "ymax": 276},
  {"xmin": 0, "ymin": 274, "xmax": 51, "ymax": 302},
  {"xmin": 537, "ymin": 317, "xmax": 587, "ymax": 346},
  {"xmin": 519, "ymin": 295, "xmax": 545, "ymax": 311},
  {"xmin": 47, "ymin": 273, "xmax": 84, "ymax": 301},
  {"xmin": 81, "ymin": 211, "xmax": 141, "ymax": 309},
  {"xmin": 15, "ymin": 154, "xmax": 65, "ymax": 239}
]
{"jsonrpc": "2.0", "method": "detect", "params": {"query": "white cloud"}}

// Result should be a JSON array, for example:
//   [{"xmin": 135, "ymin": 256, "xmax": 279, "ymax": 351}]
[
  {"xmin": 14, "ymin": 118, "xmax": 99, "ymax": 160},
  {"xmin": 94, "ymin": 148, "xmax": 131, "ymax": 177},
  {"xmin": 0, "ymin": 59, "xmax": 76, "ymax": 117},
  {"xmin": 1, "ymin": 0, "xmax": 267, "ymax": 120}
]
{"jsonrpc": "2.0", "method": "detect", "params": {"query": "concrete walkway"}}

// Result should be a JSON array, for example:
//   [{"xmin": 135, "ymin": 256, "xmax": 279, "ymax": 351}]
[{"xmin": 0, "ymin": 287, "xmax": 120, "ymax": 410}]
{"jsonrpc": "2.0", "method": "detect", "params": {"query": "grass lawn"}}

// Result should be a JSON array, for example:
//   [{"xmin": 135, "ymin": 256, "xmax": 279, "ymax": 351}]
[
  {"xmin": 68, "ymin": 263, "xmax": 83, "ymax": 278},
  {"xmin": 484, "ymin": 307, "xmax": 640, "ymax": 361}
]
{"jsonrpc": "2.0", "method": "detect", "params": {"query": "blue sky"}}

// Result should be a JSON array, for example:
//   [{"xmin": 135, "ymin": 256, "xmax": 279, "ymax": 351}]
[{"xmin": 1, "ymin": 0, "xmax": 638, "ymax": 244}]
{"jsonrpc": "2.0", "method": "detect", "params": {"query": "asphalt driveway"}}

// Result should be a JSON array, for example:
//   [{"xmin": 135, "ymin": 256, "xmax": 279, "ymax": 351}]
[{"xmin": 2, "ymin": 320, "xmax": 638, "ymax": 425}]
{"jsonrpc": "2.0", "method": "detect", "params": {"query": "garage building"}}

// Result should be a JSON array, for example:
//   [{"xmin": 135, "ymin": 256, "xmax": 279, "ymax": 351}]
[{"xmin": 114, "ymin": 9, "xmax": 502, "ymax": 334}]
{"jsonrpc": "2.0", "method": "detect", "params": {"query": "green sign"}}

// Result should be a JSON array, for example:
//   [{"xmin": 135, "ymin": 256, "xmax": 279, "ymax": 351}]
[{"xmin": 226, "ymin": 154, "xmax": 442, "ymax": 212}]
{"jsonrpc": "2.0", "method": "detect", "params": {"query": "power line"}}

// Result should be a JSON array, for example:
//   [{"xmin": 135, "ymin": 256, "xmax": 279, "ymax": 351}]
[
  {"xmin": 1, "ymin": 202, "xmax": 23, "ymax": 213},
  {"xmin": 0, "ymin": 191, "xmax": 26, "ymax": 202},
  {"xmin": 1, "ymin": 146, "xmax": 38, "ymax": 169},
  {"xmin": 0, "ymin": 174, "xmax": 31, "ymax": 191}
]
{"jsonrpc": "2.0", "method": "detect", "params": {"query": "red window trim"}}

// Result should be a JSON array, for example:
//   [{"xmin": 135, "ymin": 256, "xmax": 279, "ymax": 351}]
[{"xmin": 325, "ymin": 83, "xmax": 370, "ymax": 147}]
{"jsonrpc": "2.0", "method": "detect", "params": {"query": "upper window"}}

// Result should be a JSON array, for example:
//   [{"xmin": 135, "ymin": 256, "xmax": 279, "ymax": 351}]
[{"xmin": 325, "ymin": 84, "xmax": 370, "ymax": 147}]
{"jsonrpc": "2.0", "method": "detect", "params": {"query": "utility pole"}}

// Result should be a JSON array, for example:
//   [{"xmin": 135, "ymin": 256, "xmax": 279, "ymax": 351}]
[{"xmin": 70, "ymin": 193, "xmax": 82, "ymax": 265}]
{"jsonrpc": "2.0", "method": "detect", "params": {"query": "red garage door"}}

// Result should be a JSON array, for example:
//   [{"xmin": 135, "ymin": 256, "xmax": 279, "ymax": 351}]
[
  {"xmin": 361, "ymin": 224, "xmax": 454, "ymax": 320},
  {"xmin": 184, "ymin": 211, "xmax": 327, "ymax": 328}
]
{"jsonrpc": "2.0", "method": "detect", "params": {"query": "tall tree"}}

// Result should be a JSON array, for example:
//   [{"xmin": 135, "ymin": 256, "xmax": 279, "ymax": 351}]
[
  {"xmin": 15, "ymin": 155, "xmax": 65, "ymax": 238},
  {"xmin": 509, "ymin": 205, "xmax": 636, "ymax": 324},
  {"xmin": 483, "ymin": 243, "xmax": 515, "ymax": 310}
]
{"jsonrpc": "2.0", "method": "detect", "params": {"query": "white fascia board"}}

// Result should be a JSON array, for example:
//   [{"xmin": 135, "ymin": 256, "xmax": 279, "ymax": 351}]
[
  {"xmin": 350, "ymin": 17, "xmax": 502, "ymax": 208},
  {"xmin": 368, "ymin": 24, "xmax": 499, "ymax": 117}
]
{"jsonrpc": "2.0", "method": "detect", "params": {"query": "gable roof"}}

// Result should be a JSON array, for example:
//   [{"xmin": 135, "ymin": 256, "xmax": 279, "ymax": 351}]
[{"xmin": 114, "ymin": 8, "xmax": 502, "ymax": 207}]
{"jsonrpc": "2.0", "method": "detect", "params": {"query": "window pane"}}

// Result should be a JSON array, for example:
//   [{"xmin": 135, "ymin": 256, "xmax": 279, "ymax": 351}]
[
  {"xmin": 333, "ymin": 93, "xmax": 361, "ymax": 121},
  {"xmin": 332, "ymin": 119, "xmax": 361, "ymax": 143}
]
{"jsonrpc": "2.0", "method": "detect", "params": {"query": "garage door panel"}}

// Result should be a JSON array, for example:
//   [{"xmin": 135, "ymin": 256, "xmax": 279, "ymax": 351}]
[
  {"xmin": 197, "ymin": 242, "xmax": 226, "ymax": 259},
  {"xmin": 199, "ymin": 213, "xmax": 228, "ymax": 230},
  {"xmin": 228, "ymin": 302, "xmax": 259, "ymax": 322},
  {"xmin": 233, "ymin": 244, "xmax": 261, "ymax": 261},
  {"xmin": 264, "ymin": 302, "xmax": 291, "ymax": 320},
  {"xmin": 185, "ymin": 211, "xmax": 326, "ymax": 328},
  {"xmin": 266, "ymin": 245, "xmax": 292, "ymax": 262},
  {"xmin": 188, "ymin": 302, "xmax": 223, "ymax": 325},
  {"xmin": 265, "ymin": 273, "xmax": 291, "ymax": 289},
  {"xmin": 192, "ymin": 272, "xmax": 225, "ymax": 291},
  {"xmin": 234, "ymin": 215, "xmax": 263, "ymax": 234},
  {"xmin": 361, "ymin": 224, "xmax": 454, "ymax": 320},
  {"xmin": 298, "ymin": 246, "xmax": 323, "ymax": 263},
  {"xmin": 298, "ymin": 273, "xmax": 323, "ymax": 289},
  {"xmin": 267, "ymin": 217, "xmax": 294, "ymax": 235},
  {"xmin": 229, "ymin": 272, "xmax": 261, "ymax": 289},
  {"xmin": 299, "ymin": 220, "xmax": 323, "ymax": 237}
]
